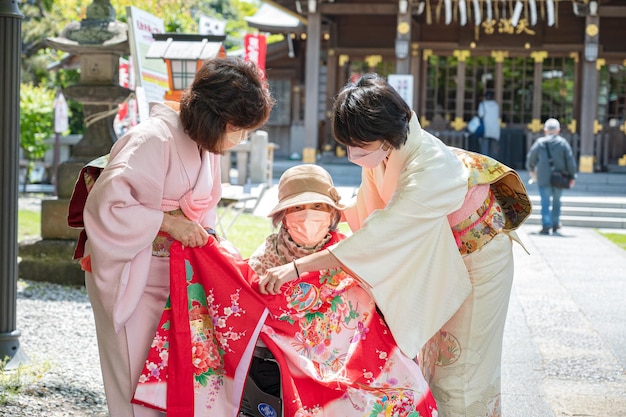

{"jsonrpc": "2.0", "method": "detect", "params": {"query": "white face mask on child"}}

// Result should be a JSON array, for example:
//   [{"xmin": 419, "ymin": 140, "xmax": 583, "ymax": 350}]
[{"xmin": 285, "ymin": 209, "xmax": 332, "ymax": 247}]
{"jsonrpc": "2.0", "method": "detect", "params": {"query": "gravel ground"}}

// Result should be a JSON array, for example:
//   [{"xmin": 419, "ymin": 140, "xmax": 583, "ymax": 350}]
[
  {"xmin": 1, "ymin": 280, "xmax": 109, "ymax": 417},
  {"xmin": 2, "ymin": 196, "xmax": 107, "ymax": 415}
]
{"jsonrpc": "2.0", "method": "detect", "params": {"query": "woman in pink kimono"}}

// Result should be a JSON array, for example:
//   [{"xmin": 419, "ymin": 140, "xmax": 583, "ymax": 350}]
[
  {"xmin": 247, "ymin": 164, "xmax": 437, "ymax": 417},
  {"xmin": 260, "ymin": 74, "xmax": 531, "ymax": 417},
  {"xmin": 82, "ymin": 57, "xmax": 274, "ymax": 417}
]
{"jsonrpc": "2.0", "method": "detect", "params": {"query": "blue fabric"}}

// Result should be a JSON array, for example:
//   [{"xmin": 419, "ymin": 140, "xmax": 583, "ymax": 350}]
[
  {"xmin": 538, "ymin": 185, "xmax": 564, "ymax": 228},
  {"xmin": 479, "ymin": 137, "xmax": 497, "ymax": 158}
]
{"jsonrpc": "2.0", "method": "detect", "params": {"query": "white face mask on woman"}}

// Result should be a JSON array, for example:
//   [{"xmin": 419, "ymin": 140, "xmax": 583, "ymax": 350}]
[
  {"xmin": 347, "ymin": 141, "xmax": 389, "ymax": 169},
  {"xmin": 285, "ymin": 209, "xmax": 332, "ymax": 247},
  {"xmin": 223, "ymin": 129, "xmax": 247, "ymax": 150}
]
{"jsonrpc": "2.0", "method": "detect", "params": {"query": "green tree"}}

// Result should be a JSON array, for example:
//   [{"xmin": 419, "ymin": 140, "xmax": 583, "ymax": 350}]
[
  {"xmin": 20, "ymin": 83, "xmax": 56, "ymax": 187},
  {"xmin": 19, "ymin": 0, "xmax": 261, "ymax": 142}
]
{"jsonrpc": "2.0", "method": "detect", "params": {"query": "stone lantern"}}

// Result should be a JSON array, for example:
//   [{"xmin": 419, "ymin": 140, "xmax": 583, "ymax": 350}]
[{"xmin": 18, "ymin": 0, "xmax": 132, "ymax": 284}]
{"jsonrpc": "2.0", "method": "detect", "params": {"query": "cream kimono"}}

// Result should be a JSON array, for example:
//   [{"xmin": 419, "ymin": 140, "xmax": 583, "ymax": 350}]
[
  {"xmin": 330, "ymin": 111, "xmax": 530, "ymax": 417},
  {"xmin": 83, "ymin": 102, "xmax": 221, "ymax": 417},
  {"xmin": 330, "ymin": 111, "xmax": 472, "ymax": 359}
]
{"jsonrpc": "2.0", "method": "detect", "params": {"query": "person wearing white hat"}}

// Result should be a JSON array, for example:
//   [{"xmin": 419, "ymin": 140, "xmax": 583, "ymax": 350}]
[
  {"xmin": 246, "ymin": 164, "xmax": 438, "ymax": 417},
  {"xmin": 526, "ymin": 118, "xmax": 578, "ymax": 234}
]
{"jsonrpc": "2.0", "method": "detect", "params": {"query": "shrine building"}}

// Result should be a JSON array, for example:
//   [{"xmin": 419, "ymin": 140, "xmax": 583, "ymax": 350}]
[{"xmin": 248, "ymin": 0, "xmax": 626, "ymax": 172}]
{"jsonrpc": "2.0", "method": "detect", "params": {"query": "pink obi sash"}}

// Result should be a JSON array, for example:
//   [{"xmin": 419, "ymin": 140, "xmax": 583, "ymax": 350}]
[{"xmin": 449, "ymin": 187, "xmax": 505, "ymax": 255}]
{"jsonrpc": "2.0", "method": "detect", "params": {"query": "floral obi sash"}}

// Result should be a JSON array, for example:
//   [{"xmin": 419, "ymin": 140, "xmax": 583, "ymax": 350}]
[
  {"xmin": 152, "ymin": 209, "xmax": 216, "ymax": 257},
  {"xmin": 451, "ymin": 188, "xmax": 505, "ymax": 255}
]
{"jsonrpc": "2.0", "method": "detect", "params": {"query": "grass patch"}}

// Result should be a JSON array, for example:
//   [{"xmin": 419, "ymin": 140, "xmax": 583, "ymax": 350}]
[
  {"xmin": 19, "ymin": 206, "xmax": 275, "ymax": 258},
  {"xmin": 0, "ymin": 357, "xmax": 52, "ymax": 405},
  {"xmin": 599, "ymin": 231, "xmax": 626, "ymax": 251},
  {"xmin": 18, "ymin": 209, "xmax": 41, "ymax": 242},
  {"xmin": 220, "ymin": 212, "xmax": 274, "ymax": 259}
]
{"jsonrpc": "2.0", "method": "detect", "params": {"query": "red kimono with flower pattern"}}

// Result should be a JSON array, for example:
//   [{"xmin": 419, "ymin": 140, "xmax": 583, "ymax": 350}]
[
  {"xmin": 246, "ymin": 232, "xmax": 438, "ymax": 417},
  {"xmin": 132, "ymin": 239, "xmax": 268, "ymax": 417}
]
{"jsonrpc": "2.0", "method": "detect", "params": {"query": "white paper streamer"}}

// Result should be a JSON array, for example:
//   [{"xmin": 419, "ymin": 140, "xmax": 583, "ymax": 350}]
[
  {"xmin": 511, "ymin": 0, "xmax": 523, "ymax": 27},
  {"xmin": 529, "ymin": 0, "xmax": 537, "ymax": 26},
  {"xmin": 501, "ymin": 0, "xmax": 507, "ymax": 20},
  {"xmin": 486, "ymin": 0, "xmax": 493, "ymax": 21},
  {"xmin": 546, "ymin": 0, "xmax": 555, "ymax": 27},
  {"xmin": 459, "ymin": 0, "xmax": 467, "ymax": 26},
  {"xmin": 416, "ymin": 1, "xmax": 425, "ymax": 15},
  {"xmin": 445, "ymin": 0, "xmax": 452, "ymax": 25},
  {"xmin": 472, "ymin": 0, "xmax": 481, "ymax": 25}
]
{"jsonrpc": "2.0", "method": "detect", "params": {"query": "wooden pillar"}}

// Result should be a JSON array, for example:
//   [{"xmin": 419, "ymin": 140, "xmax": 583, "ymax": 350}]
[
  {"xmin": 410, "ymin": 43, "xmax": 421, "ymax": 113},
  {"xmin": 395, "ymin": 1, "xmax": 411, "ymax": 74},
  {"xmin": 528, "ymin": 51, "xmax": 548, "ymax": 134},
  {"xmin": 452, "ymin": 50, "xmax": 470, "ymax": 131},
  {"xmin": 325, "ymin": 47, "xmax": 338, "ymax": 149},
  {"xmin": 419, "ymin": 49, "xmax": 432, "ymax": 123},
  {"xmin": 579, "ymin": 13, "xmax": 601, "ymax": 173},
  {"xmin": 303, "ymin": 1, "xmax": 321, "ymax": 163},
  {"xmin": 492, "ymin": 51, "xmax": 507, "ymax": 112}
]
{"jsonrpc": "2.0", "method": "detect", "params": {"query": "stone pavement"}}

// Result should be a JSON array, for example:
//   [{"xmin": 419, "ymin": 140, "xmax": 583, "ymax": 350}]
[
  {"xmin": 258, "ymin": 158, "xmax": 626, "ymax": 416},
  {"xmin": 503, "ymin": 224, "xmax": 626, "ymax": 416}
]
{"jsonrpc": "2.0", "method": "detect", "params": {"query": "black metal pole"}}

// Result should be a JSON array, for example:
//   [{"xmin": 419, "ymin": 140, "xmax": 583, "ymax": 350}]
[{"xmin": 0, "ymin": 0, "xmax": 27, "ymax": 366}]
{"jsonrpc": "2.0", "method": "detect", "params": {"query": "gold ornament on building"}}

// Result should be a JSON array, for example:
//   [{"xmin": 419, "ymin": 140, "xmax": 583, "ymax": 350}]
[
  {"xmin": 586, "ymin": 24, "xmax": 599, "ymax": 37},
  {"xmin": 397, "ymin": 22, "xmax": 410, "ymax": 35}
]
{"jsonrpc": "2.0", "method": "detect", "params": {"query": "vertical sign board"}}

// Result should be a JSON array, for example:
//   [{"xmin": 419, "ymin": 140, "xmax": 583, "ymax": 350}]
[
  {"xmin": 127, "ymin": 6, "xmax": 169, "ymax": 122},
  {"xmin": 244, "ymin": 34, "xmax": 267, "ymax": 76},
  {"xmin": 388, "ymin": 74, "xmax": 414, "ymax": 109}
]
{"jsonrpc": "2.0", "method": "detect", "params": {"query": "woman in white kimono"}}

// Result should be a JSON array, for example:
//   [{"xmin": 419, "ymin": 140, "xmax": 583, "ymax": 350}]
[
  {"xmin": 82, "ymin": 57, "xmax": 274, "ymax": 417},
  {"xmin": 259, "ymin": 74, "xmax": 531, "ymax": 417}
]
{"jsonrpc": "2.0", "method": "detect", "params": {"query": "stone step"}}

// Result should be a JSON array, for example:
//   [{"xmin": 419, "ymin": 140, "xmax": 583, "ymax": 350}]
[
  {"xmin": 526, "ymin": 195, "xmax": 626, "ymax": 229},
  {"xmin": 529, "ymin": 205, "xmax": 626, "ymax": 219},
  {"xmin": 528, "ymin": 195, "xmax": 626, "ymax": 210},
  {"xmin": 524, "ymin": 214, "xmax": 626, "ymax": 229}
]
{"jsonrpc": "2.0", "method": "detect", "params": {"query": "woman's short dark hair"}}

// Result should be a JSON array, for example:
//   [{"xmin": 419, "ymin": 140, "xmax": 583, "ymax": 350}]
[
  {"xmin": 331, "ymin": 73, "xmax": 412, "ymax": 149},
  {"xmin": 179, "ymin": 56, "xmax": 275, "ymax": 153}
]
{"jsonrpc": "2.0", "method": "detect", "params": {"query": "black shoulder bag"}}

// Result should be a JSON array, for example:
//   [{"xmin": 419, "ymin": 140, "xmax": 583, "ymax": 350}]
[{"xmin": 545, "ymin": 142, "xmax": 572, "ymax": 189}]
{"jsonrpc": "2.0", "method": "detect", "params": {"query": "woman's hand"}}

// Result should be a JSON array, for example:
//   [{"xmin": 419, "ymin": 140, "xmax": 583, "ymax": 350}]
[
  {"xmin": 259, "ymin": 262, "xmax": 299, "ymax": 295},
  {"xmin": 161, "ymin": 213, "xmax": 209, "ymax": 248}
]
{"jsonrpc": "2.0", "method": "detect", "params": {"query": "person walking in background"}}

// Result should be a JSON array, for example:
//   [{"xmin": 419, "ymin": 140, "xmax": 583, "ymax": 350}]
[
  {"xmin": 477, "ymin": 91, "xmax": 501, "ymax": 158},
  {"xmin": 259, "ymin": 73, "xmax": 532, "ymax": 417},
  {"xmin": 81, "ymin": 57, "xmax": 274, "ymax": 417},
  {"xmin": 526, "ymin": 118, "xmax": 577, "ymax": 235}
]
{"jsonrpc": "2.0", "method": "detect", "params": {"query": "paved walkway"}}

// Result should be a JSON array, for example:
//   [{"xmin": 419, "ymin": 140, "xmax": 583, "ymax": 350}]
[{"xmin": 503, "ymin": 224, "xmax": 626, "ymax": 416}]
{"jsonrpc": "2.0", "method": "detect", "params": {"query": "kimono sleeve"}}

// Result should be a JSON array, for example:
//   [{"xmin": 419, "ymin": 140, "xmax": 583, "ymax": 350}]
[
  {"xmin": 330, "ymin": 148, "xmax": 473, "ymax": 358},
  {"xmin": 83, "ymin": 130, "xmax": 170, "ymax": 330}
]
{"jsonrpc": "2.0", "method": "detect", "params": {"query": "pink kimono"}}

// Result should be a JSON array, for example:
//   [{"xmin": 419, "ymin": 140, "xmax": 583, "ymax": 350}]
[{"xmin": 83, "ymin": 102, "xmax": 221, "ymax": 417}]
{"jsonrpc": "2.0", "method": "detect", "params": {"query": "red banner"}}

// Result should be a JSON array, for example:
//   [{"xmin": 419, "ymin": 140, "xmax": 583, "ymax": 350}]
[{"xmin": 244, "ymin": 33, "xmax": 267, "ymax": 76}]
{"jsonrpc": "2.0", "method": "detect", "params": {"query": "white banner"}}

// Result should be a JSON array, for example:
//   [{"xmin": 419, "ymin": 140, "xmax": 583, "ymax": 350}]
[
  {"xmin": 53, "ymin": 91, "xmax": 69, "ymax": 134},
  {"xmin": 127, "ymin": 6, "xmax": 169, "ymax": 122},
  {"xmin": 388, "ymin": 74, "xmax": 414, "ymax": 109}
]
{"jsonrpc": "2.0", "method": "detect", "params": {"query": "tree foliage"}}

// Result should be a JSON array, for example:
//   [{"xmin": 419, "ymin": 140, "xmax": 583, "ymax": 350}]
[
  {"xmin": 18, "ymin": 0, "xmax": 261, "ymax": 161},
  {"xmin": 20, "ymin": 83, "xmax": 56, "ymax": 160}
]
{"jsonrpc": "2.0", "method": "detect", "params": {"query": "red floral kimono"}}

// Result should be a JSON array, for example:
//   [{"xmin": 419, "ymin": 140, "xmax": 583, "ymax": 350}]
[
  {"xmin": 132, "ymin": 240, "xmax": 268, "ymax": 417},
  {"xmin": 134, "ymin": 232, "xmax": 437, "ymax": 417},
  {"xmin": 246, "ymin": 231, "xmax": 438, "ymax": 417}
]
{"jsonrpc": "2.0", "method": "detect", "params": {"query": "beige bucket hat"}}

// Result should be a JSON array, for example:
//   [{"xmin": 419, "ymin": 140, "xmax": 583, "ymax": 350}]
[{"xmin": 267, "ymin": 164, "xmax": 345, "ymax": 216}]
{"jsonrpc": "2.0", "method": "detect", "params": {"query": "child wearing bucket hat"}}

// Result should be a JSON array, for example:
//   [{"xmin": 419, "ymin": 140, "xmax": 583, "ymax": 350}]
[{"xmin": 245, "ymin": 164, "xmax": 438, "ymax": 417}]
